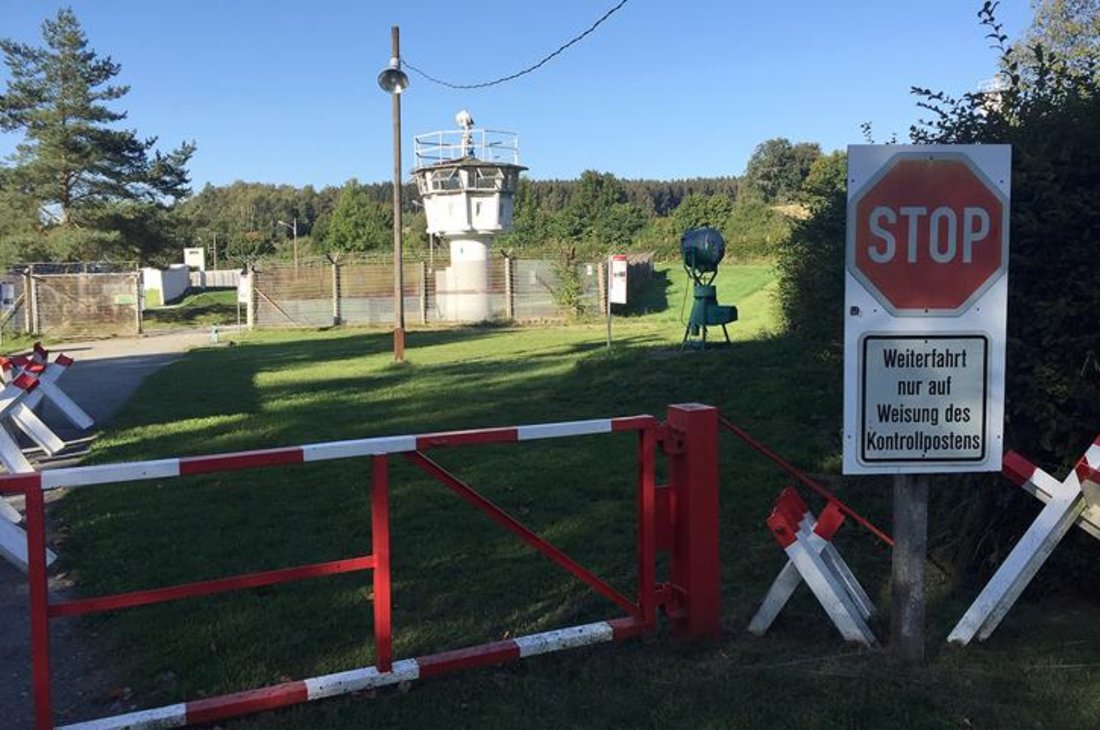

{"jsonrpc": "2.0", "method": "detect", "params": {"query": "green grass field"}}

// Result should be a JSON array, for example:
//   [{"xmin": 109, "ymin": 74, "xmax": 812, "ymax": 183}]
[
  {"xmin": 50, "ymin": 263, "xmax": 1100, "ymax": 729},
  {"xmin": 142, "ymin": 288, "xmax": 240, "ymax": 329}
]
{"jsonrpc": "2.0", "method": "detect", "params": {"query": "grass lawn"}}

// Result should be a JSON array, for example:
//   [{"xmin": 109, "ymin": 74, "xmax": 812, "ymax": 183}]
[
  {"xmin": 49, "ymin": 263, "xmax": 1100, "ymax": 729},
  {"xmin": 142, "ymin": 288, "xmax": 240, "ymax": 330}
]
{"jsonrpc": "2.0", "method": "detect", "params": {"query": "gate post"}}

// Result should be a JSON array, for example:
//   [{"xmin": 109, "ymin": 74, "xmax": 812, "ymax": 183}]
[{"xmin": 665, "ymin": 403, "xmax": 721, "ymax": 639}]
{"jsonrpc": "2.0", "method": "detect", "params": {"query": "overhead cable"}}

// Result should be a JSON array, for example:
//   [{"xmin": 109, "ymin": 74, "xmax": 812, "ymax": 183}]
[{"xmin": 403, "ymin": 0, "xmax": 629, "ymax": 90}]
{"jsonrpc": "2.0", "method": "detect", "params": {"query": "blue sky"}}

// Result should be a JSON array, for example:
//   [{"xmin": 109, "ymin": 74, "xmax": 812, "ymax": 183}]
[{"xmin": 0, "ymin": 1, "xmax": 1031, "ymax": 190}]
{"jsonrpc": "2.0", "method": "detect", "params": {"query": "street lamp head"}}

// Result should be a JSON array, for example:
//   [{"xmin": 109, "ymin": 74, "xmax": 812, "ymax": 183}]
[{"xmin": 378, "ymin": 57, "xmax": 409, "ymax": 94}]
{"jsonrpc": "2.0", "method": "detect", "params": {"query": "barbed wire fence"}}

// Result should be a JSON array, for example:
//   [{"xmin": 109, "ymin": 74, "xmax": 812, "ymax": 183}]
[
  {"xmin": 0, "ymin": 253, "xmax": 642, "ymax": 341},
  {"xmin": 248, "ymin": 254, "xmax": 602, "ymax": 328}
]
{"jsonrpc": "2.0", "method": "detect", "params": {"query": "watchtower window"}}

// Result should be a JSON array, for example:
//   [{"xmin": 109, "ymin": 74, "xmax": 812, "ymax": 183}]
[
  {"xmin": 472, "ymin": 167, "xmax": 505, "ymax": 191},
  {"xmin": 427, "ymin": 168, "xmax": 462, "ymax": 192}
]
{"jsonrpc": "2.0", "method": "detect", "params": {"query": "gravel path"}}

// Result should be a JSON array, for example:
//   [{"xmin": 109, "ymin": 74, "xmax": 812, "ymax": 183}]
[{"xmin": 0, "ymin": 329, "xmax": 212, "ymax": 728}]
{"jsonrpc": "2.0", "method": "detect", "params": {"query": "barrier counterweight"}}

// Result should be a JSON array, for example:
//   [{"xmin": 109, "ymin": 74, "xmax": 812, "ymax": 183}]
[{"xmin": 3, "ymin": 414, "xmax": 691, "ymax": 729}]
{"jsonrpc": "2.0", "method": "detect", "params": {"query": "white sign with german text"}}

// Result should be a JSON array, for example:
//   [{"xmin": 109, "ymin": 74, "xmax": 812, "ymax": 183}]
[
  {"xmin": 860, "ymin": 334, "xmax": 987, "ymax": 464},
  {"xmin": 843, "ymin": 144, "xmax": 1010, "ymax": 474}
]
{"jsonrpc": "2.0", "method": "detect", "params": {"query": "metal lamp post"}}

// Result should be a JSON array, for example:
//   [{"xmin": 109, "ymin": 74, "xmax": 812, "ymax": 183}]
[
  {"xmin": 276, "ymin": 218, "xmax": 298, "ymax": 271},
  {"xmin": 378, "ymin": 25, "xmax": 409, "ymax": 362}
]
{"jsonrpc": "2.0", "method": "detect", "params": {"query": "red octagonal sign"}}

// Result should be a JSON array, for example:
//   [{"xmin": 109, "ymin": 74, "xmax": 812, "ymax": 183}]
[{"xmin": 848, "ymin": 153, "xmax": 1008, "ymax": 315}]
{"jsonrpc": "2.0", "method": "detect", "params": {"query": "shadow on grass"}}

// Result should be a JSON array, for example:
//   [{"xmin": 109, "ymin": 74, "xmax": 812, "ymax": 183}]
[
  {"xmin": 143, "ymin": 290, "xmax": 239, "ymax": 328},
  {"xmin": 48, "ymin": 324, "xmax": 1100, "ymax": 729},
  {"xmin": 617, "ymin": 268, "xmax": 671, "ymax": 317}
]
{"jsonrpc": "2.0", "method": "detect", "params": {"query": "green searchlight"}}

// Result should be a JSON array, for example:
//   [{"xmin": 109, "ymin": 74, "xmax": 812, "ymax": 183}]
[{"xmin": 680, "ymin": 227, "xmax": 738, "ymax": 349}]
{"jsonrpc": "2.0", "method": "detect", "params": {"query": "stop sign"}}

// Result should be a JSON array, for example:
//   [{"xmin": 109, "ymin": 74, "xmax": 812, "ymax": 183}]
[{"xmin": 848, "ymin": 153, "xmax": 1008, "ymax": 314}]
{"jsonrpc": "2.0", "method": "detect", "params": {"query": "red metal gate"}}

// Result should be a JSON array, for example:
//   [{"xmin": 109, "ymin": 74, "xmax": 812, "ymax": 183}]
[{"xmin": 2, "ymin": 403, "xmax": 721, "ymax": 729}]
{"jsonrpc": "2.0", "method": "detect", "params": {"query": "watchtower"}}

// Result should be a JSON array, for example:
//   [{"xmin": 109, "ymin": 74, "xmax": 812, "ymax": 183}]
[{"xmin": 412, "ymin": 111, "xmax": 526, "ymax": 321}]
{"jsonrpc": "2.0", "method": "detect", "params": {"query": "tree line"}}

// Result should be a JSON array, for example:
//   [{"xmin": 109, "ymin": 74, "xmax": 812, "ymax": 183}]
[{"xmin": 0, "ymin": 8, "xmax": 821, "ymax": 269}]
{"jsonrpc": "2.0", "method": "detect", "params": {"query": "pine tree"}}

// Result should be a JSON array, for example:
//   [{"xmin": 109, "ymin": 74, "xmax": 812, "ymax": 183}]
[
  {"xmin": 325, "ymin": 181, "xmax": 393, "ymax": 253},
  {"xmin": 0, "ymin": 8, "xmax": 195, "ymax": 235}
]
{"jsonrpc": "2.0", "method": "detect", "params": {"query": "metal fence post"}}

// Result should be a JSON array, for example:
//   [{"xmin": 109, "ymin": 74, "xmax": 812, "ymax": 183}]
[
  {"xmin": 664, "ymin": 403, "xmax": 722, "ymax": 639},
  {"xmin": 246, "ymin": 268, "xmax": 256, "ymax": 330},
  {"xmin": 23, "ymin": 268, "xmax": 33, "ymax": 335},
  {"xmin": 31, "ymin": 267, "xmax": 42, "ymax": 335},
  {"xmin": 504, "ymin": 256, "xmax": 514, "ymax": 322},
  {"xmin": 134, "ymin": 271, "xmax": 144, "ymax": 335},
  {"xmin": 331, "ymin": 259, "xmax": 341, "ymax": 326},
  {"xmin": 419, "ymin": 260, "xmax": 428, "ymax": 325},
  {"xmin": 597, "ymin": 260, "xmax": 607, "ymax": 316}
]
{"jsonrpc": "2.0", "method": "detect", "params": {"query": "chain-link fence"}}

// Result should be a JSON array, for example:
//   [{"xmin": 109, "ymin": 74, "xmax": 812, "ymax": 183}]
[
  {"xmin": 248, "ymin": 255, "xmax": 602, "ymax": 328},
  {"xmin": 1, "ymin": 263, "xmax": 142, "ymax": 340}
]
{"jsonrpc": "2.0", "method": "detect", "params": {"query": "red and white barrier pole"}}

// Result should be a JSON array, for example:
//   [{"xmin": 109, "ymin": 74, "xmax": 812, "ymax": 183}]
[
  {"xmin": 4, "ymin": 413, "xmax": 668, "ymax": 728},
  {"xmin": 56, "ymin": 617, "xmax": 645, "ymax": 730}
]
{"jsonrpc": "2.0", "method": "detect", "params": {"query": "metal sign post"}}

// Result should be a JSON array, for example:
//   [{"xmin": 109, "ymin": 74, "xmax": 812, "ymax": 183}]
[{"xmin": 843, "ymin": 144, "xmax": 1012, "ymax": 661}]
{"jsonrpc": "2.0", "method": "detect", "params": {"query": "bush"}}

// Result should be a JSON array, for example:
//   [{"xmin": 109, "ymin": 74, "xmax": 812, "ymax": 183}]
[
  {"xmin": 550, "ymin": 248, "xmax": 587, "ymax": 318},
  {"xmin": 776, "ymin": 5, "xmax": 1100, "ymax": 583},
  {"xmin": 774, "ymin": 152, "xmax": 846, "ymax": 351},
  {"xmin": 909, "ymin": 7, "xmax": 1100, "ymax": 471}
]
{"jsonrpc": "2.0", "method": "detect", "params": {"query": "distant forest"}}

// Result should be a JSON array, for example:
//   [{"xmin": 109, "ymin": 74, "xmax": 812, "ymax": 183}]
[
  {"xmin": 176, "ymin": 172, "xmax": 759, "ymax": 267},
  {"xmin": 176, "ymin": 137, "xmax": 820, "ymax": 268}
]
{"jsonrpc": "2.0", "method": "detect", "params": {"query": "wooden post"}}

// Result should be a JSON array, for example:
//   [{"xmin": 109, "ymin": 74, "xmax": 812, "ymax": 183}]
[{"xmin": 891, "ymin": 473, "xmax": 928, "ymax": 662}]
